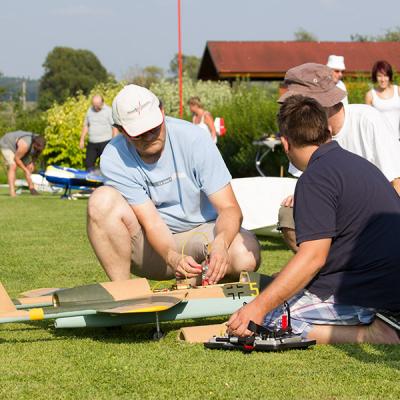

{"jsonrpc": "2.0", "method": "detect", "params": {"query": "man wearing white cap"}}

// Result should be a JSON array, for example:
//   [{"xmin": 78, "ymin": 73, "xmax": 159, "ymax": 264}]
[
  {"xmin": 87, "ymin": 84, "xmax": 260, "ymax": 284},
  {"xmin": 327, "ymin": 55, "xmax": 348, "ymax": 105}
]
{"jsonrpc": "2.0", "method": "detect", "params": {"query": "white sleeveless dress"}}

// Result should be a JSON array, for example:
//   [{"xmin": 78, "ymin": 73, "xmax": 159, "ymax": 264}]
[{"xmin": 371, "ymin": 85, "xmax": 400, "ymax": 139}]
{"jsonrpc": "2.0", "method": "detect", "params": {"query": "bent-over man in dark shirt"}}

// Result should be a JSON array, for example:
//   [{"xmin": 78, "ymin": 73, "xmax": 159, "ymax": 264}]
[{"xmin": 227, "ymin": 95, "xmax": 400, "ymax": 344}]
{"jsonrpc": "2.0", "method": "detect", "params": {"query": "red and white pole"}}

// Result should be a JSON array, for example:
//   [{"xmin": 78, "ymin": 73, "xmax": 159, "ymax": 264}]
[{"xmin": 177, "ymin": 0, "xmax": 183, "ymax": 118}]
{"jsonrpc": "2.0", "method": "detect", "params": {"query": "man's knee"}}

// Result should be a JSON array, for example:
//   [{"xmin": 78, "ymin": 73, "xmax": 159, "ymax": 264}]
[
  {"xmin": 88, "ymin": 186, "xmax": 129, "ymax": 222},
  {"xmin": 231, "ymin": 230, "xmax": 261, "ymax": 272}
]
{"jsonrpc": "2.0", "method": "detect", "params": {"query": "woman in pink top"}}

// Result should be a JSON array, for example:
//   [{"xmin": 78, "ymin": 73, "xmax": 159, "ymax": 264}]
[
  {"xmin": 188, "ymin": 97, "xmax": 217, "ymax": 143},
  {"xmin": 366, "ymin": 60, "xmax": 400, "ymax": 139}
]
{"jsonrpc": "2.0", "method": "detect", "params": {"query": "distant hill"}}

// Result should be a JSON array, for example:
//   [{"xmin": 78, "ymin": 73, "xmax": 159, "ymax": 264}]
[{"xmin": 0, "ymin": 76, "xmax": 39, "ymax": 102}]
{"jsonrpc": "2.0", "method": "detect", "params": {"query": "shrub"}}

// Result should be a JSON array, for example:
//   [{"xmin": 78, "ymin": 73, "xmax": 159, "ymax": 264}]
[
  {"xmin": 150, "ymin": 77, "xmax": 232, "ymax": 118},
  {"xmin": 43, "ymin": 81, "xmax": 124, "ymax": 168},
  {"xmin": 151, "ymin": 79, "xmax": 283, "ymax": 177},
  {"xmin": 212, "ymin": 83, "xmax": 285, "ymax": 177},
  {"xmin": 42, "ymin": 79, "xmax": 284, "ymax": 176}
]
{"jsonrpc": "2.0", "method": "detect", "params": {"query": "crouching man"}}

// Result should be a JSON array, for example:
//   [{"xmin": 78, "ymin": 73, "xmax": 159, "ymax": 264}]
[
  {"xmin": 227, "ymin": 95, "xmax": 400, "ymax": 344},
  {"xmin": 87, "ymin": 84, "xmax": 260, "ymax": 284}
]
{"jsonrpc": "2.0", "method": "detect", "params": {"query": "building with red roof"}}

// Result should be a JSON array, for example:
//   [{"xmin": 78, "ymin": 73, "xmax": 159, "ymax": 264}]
[{"xmin": 198, "ymin": 41, "xmax": 400, "ymax": 81}]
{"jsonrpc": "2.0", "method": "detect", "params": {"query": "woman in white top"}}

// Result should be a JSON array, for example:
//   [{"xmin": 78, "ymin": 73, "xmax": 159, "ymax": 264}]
[
  {"xmin": 188, "ymin": 97, "xmax": 217, "ymax": 143},
  {"xmin": 365, "ymin": 60, "xmax": 400, "ymax": 139}
]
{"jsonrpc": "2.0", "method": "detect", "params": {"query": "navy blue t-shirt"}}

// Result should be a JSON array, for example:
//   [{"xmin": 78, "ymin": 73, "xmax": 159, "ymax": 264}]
[{"xmin": 294, "ymin": 141, "xmax": 400, "ymax": 311}]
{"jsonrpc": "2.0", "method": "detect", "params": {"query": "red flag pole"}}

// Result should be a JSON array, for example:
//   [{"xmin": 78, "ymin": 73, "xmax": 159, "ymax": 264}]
[{"xmin": 177, "ymin": 0, "xmax": 183, "ymax": 118}]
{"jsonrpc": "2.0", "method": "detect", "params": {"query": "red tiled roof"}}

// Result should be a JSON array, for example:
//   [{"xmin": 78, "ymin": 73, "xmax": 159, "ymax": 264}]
[{"xmin": 198, "ymin": 41, "xmax": 400, "ymax": 80}]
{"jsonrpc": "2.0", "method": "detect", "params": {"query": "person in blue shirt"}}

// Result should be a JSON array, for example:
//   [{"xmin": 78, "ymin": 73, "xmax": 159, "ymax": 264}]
[
  {"xmin": 87, "ymin": 84, "xmax": 260, "ymax": 285},
  {"xmin": 228, "ymin": 95, "xmax": 400, "ymax": 344}
]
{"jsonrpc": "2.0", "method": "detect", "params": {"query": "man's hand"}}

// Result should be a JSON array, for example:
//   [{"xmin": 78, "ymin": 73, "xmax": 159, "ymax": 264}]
[
  {"xmin": 79, "ymin": 138, "xmax": 85, "ymax": 150},
  {"xmin": 226, "ymin": 299, "xmax": 266, "ymax": 337},
  {"xmin": 29, "ymin": 188, "xmax": 39, "ymax": 196},
  {"xmin": 281, "ymin": 194, "xmax": 294, "ymax": 208},
  {"xmin": 167, "ymin": 251, "xmax": 202, "ymax": 279},
  {"xmin": 207, "ymin": 240, "xmax": 230, "ymax": 284}
]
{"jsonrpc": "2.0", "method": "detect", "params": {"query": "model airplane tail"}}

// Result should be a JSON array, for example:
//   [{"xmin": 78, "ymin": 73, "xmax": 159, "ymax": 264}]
[
  {"xmin": 0, "ymin": 282, "xmax": 46, "ymax": 323},
  {"xmin": 0, "ymin": 282, "xmax": 16, "ymax": 314}
]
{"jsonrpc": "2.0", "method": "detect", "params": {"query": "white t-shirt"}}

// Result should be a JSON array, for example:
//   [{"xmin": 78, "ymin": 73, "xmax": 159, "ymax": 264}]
[
  {"xmin": 337, "ymin": 80, "xmax": 348, "ymax": 105},
  {"xmin": 289, "ymin": 104, "xmax": 400, "ymax": 182}
]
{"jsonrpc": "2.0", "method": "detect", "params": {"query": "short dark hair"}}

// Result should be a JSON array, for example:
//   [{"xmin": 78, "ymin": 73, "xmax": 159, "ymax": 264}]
[
  {"xmin": 278, "ymin": 95, "xmax": 331, "ymax": 147},
  {"xmin": 371, "ymin": 60, "xmax": 393, "ymax": 83},
  {"xmin": 32, "ymin": 135, "xmax": 46, "ymax": 152}
]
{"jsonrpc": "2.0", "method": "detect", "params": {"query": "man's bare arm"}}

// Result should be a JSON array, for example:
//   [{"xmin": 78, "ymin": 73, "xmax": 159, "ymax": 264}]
[
  {"xmin": 80, "ymin": 125, "xmax": 88, "ymax": 149},
  {"xmin": 227, "ymin": 238, "xmax": 332, "ymax": 336},
  {"xmin": 207, "ymin": 184, "xmax": 243, "ymax": 283},
  {"xmin": 14, "ymin": 140, "xmax": 34, "ymax": 189}
]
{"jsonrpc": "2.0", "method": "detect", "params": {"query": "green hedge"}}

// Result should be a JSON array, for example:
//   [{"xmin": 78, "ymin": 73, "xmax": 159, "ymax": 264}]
[
  {"xmin": 211, "ymin": 83, "xmax": 285, "ymax": 177},
  {"xmin": 43, "ymin": 81, "xmax": 124, "ymax": 168}
]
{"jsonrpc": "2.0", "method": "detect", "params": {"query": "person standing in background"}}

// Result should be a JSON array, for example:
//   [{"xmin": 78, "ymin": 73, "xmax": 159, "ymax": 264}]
[
  {"xmin": 188, "ymin": 97, "xmax": 217, "ymax": 143},
  {"xmin": 365, "ymin": 60, "xmax": 400, "ymax": 140},
  {"xmin": 80, "ymin": 95, "xmax": 118, "ymax": 171},
  {"xmin": 327, "ymin": 55, "xmax": 348, "ymax": 105}
]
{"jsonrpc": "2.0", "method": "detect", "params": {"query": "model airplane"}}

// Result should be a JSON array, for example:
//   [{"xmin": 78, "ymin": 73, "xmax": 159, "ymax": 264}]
[
  {"xmin": 40, "ymin": 165, "xmax": 105, "ymax": 199},
  {"xmin": 0, "ymin": 272, "xmax": 272, "ymax": 339}
]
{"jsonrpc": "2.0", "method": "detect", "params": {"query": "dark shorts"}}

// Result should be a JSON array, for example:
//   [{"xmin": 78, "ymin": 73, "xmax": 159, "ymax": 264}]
[{"xmin": 86, "ymin": 140, "xmax": 110, "ymax": 170}]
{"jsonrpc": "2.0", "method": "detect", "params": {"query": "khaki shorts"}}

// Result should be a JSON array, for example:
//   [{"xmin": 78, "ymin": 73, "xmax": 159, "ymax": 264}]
[
  {"xmin": 278, "ymin": 206, "xmax": 295, "ymax": 230},
  {"xmin": 130, "ymin": 222, "xmax": 255, "ymax": 281},
  {"xmin": 0, "ymin": 148, "xmax": 15, "ymax": 166},
  {"xmin": 131, "ymin": 222, "xmax": 216, "ymax": 280}
]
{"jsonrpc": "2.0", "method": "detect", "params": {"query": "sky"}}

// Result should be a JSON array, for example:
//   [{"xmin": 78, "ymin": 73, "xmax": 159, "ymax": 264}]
[{"xmin": 0, "ymin": 0, "xmax": 399, "ymax": 80}]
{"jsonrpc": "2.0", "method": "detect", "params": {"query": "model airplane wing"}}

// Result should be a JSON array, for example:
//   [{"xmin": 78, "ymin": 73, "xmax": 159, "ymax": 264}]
[
  {"xmin": 19, "ymin": 288, "xmax": 61, "ymax": 298},
  {"xmin": 53, "ymin": 278, "xmax": 152, "ymax": 306},
  {"xmin": 98, "ymin": 292, "xmax": 188, "ymax": 314}
]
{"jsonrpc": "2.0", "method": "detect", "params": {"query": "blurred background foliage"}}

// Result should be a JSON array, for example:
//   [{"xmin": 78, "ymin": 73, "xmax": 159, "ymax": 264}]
[{"xmin": 1, "ymin": 45, "xmax": 398, "ymax": 178}]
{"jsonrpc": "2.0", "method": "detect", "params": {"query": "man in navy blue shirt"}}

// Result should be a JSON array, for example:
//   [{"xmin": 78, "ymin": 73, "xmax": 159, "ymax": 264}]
[{"xmin": 228, "ymin": 95, "xmax": 400, "ymax": 344}]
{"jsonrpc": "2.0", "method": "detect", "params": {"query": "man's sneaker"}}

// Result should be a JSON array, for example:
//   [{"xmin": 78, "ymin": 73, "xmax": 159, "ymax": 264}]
[{"xmin": 376, "ymin": 311, "xmax": 400, "ymax": 332}]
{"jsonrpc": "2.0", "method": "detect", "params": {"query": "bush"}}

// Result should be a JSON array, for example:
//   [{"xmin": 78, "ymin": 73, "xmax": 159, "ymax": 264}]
[
  {"xmin": 213, "ymin": 83, "xmax": 284, "ymax": 177},
  {"xmin": 43, "ymin": 81, "xmax": 124, "ymax": 168},
  {"xmin": 345, "ymin": 76, "xmax": 371, "ymax": 104},
  {"xmin": 15, "ymin": 109, "xmax": 47, "ymax": 135},
  {"xmin": 151, "ymin": 79, "xmax": 283, "ymax": 177},
  {"xmin": 150, "ymin": 77, "xmax": 232, "ymax": 118},
  {"xmin": 42, "ymin": 79, "xmax": 285, "ymax": 176}
]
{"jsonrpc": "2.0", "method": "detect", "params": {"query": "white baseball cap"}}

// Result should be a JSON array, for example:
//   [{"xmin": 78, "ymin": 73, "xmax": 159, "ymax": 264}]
[
  {"xmin": 112, "ymin": 84, "xmax": 163, "ymax": 137},
  {"xmin": 326, "ymin": 55, "xmax": 346, "ymax": 71}
]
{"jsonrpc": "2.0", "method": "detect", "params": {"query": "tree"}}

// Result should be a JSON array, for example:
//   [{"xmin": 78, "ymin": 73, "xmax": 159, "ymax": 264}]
[
  {"xmin": 38, "ymin": 47, "xmax": 109, "ymax": 110},
  {"xmin": 350, "ymin": 33, "xmax": 372, "ymax": 42},
  {"xmin": 294, "ymin": 28, "xmax": 318, "ymax": 42},
  {"xmin": 169, "ymin": 54, "xmax": 201, "ymax": 80},
  {"xmin": 351, "ymin": 26, "xmax": 400, "ymax": 42},
  {"xmin": 123, "ymin": 65, "xmax": 164, "ymax": 88}
]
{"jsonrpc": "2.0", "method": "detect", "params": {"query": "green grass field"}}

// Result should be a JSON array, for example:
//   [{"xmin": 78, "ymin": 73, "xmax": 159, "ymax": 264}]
[{"xmin": 0, "ymin": 190, "xmax": 399, "ymax": 400}]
